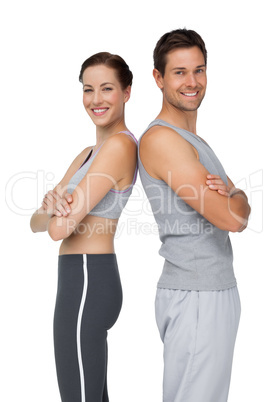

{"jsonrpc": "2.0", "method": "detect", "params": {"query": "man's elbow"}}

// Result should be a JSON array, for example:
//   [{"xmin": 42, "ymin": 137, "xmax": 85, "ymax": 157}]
[
  {"xmin": 228, "ymin": 219, "xmax": 248, "ymax": 233},
  {"xmin": 228, "ymin": 197, "xmax": 251, "ymax": 233},
  {"xmin": 207, "ymin": 197, "xmax": 251, "ymax": 233},
  {"xmin": 227, "ymin": 211, "xmax": 250, "ymax": 233}
]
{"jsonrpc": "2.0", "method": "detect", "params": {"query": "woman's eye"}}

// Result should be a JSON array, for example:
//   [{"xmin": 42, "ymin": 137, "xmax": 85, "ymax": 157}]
[
  {"xmin": 103, "ymin": 87, "xmax": 112, "ymax": 91},
  {"xmin": 84, "ymin": 89, "xmax": 93, "ymax": 93}
]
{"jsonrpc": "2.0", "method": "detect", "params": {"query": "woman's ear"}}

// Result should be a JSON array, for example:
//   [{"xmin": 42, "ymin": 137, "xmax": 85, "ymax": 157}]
[{"xmin": 124, "ymin": 85, "xmax": 131, "ymax": 103}]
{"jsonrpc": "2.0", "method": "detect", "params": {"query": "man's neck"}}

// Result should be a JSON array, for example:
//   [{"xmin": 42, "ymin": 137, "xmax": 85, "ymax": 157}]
[{"xmin": 156, "ymin": 103, "xmax": 198, "ymax": 135}]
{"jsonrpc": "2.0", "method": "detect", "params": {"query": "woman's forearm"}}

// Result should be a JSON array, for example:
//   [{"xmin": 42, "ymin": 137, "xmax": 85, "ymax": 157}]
[
  {"xmin": 30, "ymin": 207, "xmax": 53, "ymax": 233},
  {"xmin": 30, "ymin": 189, "xmax": 73, "ymax": 234}
]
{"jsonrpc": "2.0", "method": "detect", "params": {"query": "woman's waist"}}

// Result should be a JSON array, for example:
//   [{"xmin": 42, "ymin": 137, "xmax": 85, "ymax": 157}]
[
  {"xmin": 59, "ymin": 215, "xmax": 118, "ymax": 255},
  {"xmin": 73, "ymin": 215, "xmax": 118, "ymax": 236}
]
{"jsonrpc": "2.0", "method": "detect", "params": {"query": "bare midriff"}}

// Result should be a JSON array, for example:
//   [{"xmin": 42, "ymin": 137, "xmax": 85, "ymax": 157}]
[{"xmin": 59, "ymin": 214, "xmax": 118, "ymax": 255}]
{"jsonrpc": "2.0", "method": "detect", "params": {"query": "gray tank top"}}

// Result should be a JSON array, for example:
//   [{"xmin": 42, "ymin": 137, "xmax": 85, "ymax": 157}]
[
  {"xmin": 138, "ymin": 119, "xmax": 236, "ymax": 291},
  {"xmin": 67, "ymin": 131, "xmax": 137, "ymax": 219}
]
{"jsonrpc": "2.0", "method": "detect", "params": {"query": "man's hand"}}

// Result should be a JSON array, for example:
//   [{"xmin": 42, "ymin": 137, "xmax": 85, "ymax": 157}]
[
  {"xmin": 42, "ymin": 190, "xmax": 73, "ymax": 217},
  {"xmin": 206, "ymin": 175, "xmax": 231, "ymax": 197}
]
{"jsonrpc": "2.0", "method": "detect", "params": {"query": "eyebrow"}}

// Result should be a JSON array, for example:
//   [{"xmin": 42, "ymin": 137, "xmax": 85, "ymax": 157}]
[
  {"xmin": 83, "ymin": 82, "xmax": 115, "ymax": 88},
  {"xmin": 172, "ymin": 64, "xmax": 206, "ymax": 71}
]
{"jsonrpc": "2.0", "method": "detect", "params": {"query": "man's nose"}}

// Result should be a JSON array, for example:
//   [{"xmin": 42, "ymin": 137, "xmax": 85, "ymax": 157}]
[{"xmin": 185, "ymin": 73, "xmax": 197, "ymax": 87}]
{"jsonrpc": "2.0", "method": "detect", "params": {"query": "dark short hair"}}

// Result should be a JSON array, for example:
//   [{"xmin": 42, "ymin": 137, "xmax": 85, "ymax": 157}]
[
  {"xmin": 153, "ymin": 28, "xmax": 207, "ymax": 76},
  {"xmin": 79, "ymin": 52, "xmax": 133, "ymax": 90}
]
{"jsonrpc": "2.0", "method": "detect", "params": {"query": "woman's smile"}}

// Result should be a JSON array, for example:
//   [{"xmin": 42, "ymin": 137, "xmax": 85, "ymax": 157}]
[{"xmin": 91, "ymin": 108, "xmax": 109, "ymax": 116}]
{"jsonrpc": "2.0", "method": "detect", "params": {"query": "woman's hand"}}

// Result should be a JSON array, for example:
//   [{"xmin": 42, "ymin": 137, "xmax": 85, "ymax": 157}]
[
  {"xmin": 206, "ymin": 174, "xmax": 231, "ymax": 197},
  {"xmin": 42, "ymin": 190, "xmax": 73, "ymax": 217}
]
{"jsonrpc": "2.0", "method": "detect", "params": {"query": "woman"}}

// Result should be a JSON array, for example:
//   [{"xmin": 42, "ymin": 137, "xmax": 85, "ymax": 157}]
[{"xmin": 30, "ymin": 52, "xmax": 137, "ymax": 402}]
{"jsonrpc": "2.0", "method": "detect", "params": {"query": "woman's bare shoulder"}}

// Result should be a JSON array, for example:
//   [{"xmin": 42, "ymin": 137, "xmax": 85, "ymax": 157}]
[{"xmin": 102, "ymin": 132, "xmax": 137, "ymax": 158}]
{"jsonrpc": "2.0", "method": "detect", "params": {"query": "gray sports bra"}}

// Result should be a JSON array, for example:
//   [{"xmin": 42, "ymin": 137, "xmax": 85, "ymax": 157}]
[{"xmin": 67, "ymin": 131, "xmax": 137, "ymax": 219}]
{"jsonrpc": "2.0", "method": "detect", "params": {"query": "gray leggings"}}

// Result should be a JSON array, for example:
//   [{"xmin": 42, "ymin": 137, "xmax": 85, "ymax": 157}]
[{"xmin": 54, "ymin": 254, "xmax": 122, "ymax": 402}]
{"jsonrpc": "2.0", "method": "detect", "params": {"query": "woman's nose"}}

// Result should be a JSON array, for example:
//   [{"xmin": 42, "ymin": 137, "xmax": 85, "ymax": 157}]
[{"xmin": 93, "ymin": 90, "xmax": 103, "ymax": 105}]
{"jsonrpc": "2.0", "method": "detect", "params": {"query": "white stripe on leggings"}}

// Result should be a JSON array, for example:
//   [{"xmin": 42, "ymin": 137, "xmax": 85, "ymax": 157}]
[{"xmin": 76, "ymin": 254, "xmax": 88, "ymax": 402}]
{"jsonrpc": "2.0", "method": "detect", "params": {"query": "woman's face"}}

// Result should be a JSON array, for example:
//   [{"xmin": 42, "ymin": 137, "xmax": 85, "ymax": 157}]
[{"xmin": 82, "ymin": 65, "xmax": 130, "ymax": 128}]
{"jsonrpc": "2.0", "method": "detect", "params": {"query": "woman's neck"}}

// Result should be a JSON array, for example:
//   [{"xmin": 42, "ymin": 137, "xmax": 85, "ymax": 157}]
[{"xmin": 95, "ymin": 120, "xmax": 129, "ymax": 147}]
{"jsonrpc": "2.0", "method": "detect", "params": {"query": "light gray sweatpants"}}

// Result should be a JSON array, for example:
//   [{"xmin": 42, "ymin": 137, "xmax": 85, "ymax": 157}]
[{"xmin": 155, "ymin": 287, "xmax": 241, "ymax": 402}]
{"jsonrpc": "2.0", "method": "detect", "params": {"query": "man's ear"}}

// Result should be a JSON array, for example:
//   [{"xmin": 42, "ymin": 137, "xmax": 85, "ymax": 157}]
[{"xmin": 153, "ymin": 69, "xmax": 164, "ymax": 90}]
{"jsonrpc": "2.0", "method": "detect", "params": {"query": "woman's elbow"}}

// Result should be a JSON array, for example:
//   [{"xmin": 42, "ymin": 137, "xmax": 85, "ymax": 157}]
[
  {"xmin": 47, "ymin": 218, "xmax": 68, "ymax": 241},
  {"xmin": 30, "ymin": 217, "xmax": 43, "ymax": 234},
  {"xmin": 48, "ymin": 229, "xmax": 63, "ymax": 242},
  {"xmin": 30, "ymin": 219, "xmax": 37, "ymax": 233}
]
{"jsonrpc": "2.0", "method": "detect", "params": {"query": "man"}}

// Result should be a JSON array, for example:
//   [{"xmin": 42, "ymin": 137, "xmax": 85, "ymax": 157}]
[{"xmin": 138, "ymin": 29, "xmax": 251, "ymax": 402}]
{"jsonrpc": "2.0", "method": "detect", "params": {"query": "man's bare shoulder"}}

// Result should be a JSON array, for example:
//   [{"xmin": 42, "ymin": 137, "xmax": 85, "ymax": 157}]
[
  {"xmin": 141, "ymin": 125, "xmax": 178, "ymax": 142},
  {"xmin": 140, "ymin": 124, "xmax": 198, "ymax": 180},
  {"xmin": 140, "ymin": 124, "xmax": 194, "ymax": 155}
]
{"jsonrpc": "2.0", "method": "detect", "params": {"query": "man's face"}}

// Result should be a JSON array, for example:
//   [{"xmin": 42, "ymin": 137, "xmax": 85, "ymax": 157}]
[{"xmin": 155, "ymin": 46, "xmax": 207, "ymax": 112}]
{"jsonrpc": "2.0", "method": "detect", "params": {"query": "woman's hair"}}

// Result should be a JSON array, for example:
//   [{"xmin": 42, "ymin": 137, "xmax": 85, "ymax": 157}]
[
  {"xmin": 79, "ymin": 52, "xmax": 133, "ymax": 89},
  {"xmin": 153, "ymin": 28, "xmax": 207, "ymax": 77}
]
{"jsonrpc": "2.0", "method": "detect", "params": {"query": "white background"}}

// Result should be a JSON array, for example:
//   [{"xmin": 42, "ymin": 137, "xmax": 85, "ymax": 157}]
[{"xmin": 1, "ymin": 0, "xmax": 267, "ymax": 401}]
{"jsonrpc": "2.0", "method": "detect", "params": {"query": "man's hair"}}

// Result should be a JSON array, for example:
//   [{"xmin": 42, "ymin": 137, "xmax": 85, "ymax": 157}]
[{"xmin": 153, "ymin": 28, "xmax": 207, "ymax": 76}]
